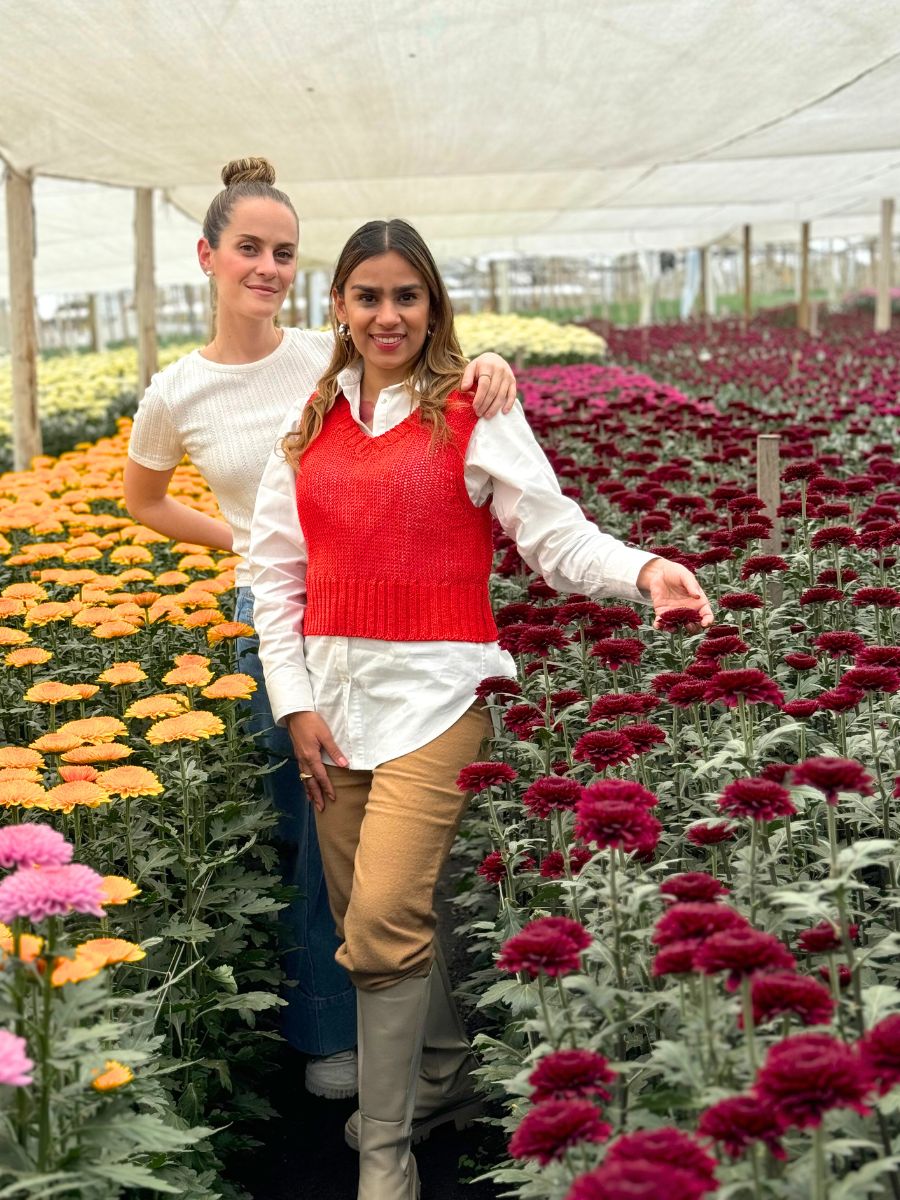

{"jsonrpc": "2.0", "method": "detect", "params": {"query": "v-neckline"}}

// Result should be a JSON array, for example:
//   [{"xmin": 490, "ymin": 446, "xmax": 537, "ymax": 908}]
[{"xmin": 336, "ymin": 393, "xmax": 422, "ymax": 451}]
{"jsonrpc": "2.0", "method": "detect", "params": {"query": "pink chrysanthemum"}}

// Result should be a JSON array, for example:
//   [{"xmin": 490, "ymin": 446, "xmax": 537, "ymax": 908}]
[
  {"xmin": 0, "ymin": 824, "xmax": 73, "ymax": 869},
  {"xmin": 0, "ymin": 1030, "xmax": 34, "ymax": 1087},
  {"xmin": 0, "ymin": 863, "xmax": 106, "ymax": 923}
]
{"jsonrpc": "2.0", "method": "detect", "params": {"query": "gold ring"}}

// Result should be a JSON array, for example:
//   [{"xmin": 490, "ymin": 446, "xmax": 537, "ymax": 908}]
[{"xmin": 299, "ymin": 772, "xmax": 313, "ymax": 780}]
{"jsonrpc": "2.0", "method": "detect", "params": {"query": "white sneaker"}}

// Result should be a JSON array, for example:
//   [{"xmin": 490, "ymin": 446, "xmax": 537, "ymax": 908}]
[{"xmin": 305, "ymin": 1049, "xmax": 358, "ymax": 1099}]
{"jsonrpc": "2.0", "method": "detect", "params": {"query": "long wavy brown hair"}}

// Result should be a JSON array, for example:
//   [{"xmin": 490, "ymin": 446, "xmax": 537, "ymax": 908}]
[{"xmin": 282, "ymin": 219, "xmax": 467, "ymax": 469}]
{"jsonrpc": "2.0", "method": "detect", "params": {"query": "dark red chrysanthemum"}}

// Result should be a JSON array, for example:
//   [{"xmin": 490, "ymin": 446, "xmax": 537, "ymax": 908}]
[
  {"xmin": 782, "ymin": 699, "xmax": 819, "ymax": 719},
  {"xmin": 456, "ymin": 761, "xmax": 518, "ymax": 793},
  {"xmin": 569, "ymin": 847, "xmax": 593, "ymax": 874},
  {"xmin": 495, "ymin": 602, "xmax": 540, "ymax": 627},
  {"xmin": 476, "ymin": 851, "xmax": 507, "ymax": 884},
  {"xmin": 539, "ymin": 852, "xmax": 566, "ymax": 879},
  {"xmin": 529, "ymin": 1049, "xmax": 616, "ymax": 1104},
  {"xmin": 811, "ymin": 525, "xmax": 857, "ymax": 549},
  {"xmin": 741, "ymin": 555, "xmax": 789, "ymax": 579},
  {"xmin": 588, "ymin": 692, "xmax": 657, "ymax": 721},
  {"xmin": 698, "ymin": 1094, "xmax": 787, "ymax": 1160},
  {"xmin": 755, "ymin": 1032, "xmax": 870, "ymax": 1129},
  {"xmin": 566, "ymin": 1161, "xmax": 716, "ymax": 1200},
  {"xmin": 572, "ymin": 730, "xmax": 636, "ymax": 771},
  {"xmin": 652, "ymin": 902, "xmax": 749, "ymax": 948},
  {"xmin": 858, "ymin": 1014, "xmax": 900, "ymax": 1095},
  {"xmin": 659, "ymin": 872, "xmax": 729, "ymax": 904},
  {"xmin": 584, "ymin": 605, "xmax": 642, "ymax": 637},
  {"xmin": 797, "ymin": 920, "xmax": 859, "ymax": 954},
  {"xmin": 497, "ymin": 623, "xmax": 532, "ymax": 654},
  {"xmin": 550, "ymin": 689, "xmax": 585, "ymax": 712},
  {"xmin": 760, "ymin": 762, "xmax": 791, "ymax": 783},
  {"xmin": 852, "ymin": 587, "xmax": 900, "ymax": 609},
  {"xmin": 474, "ymin": 675, "xmax": 522, "ymax": 702},
  {"xmin": 603, "ymin": 1128, "xmax": 718, "ymax": 1189},
  {"xmin": 694, "ymin": 927, "xmax": 795, "ymax": 990},
  {"xmin": 791, "ymin": 756, "xmax": 874, "ymax": 805},
  {"xmin": 718, "ymin": 592, "xmax": 764, "ymax": 612},
  {"xmin": 685, "ymin": 662, "xmax": 718, "ymax": 680},
  {"xmin": 784, "ymin": 652, "xmax": 818, "ymax": 671},
  {"xmin": 695, "ymin": 634, "xmax": 749, "ymax": 660},
  {"xmin": 522, "ymin": 776, "xmax": 581, "ymax": 818},
  {"xmin": 650, "ymin": 671, "xmax": 689, "ymax": 695},
  {"xmin": 841, "ymin": 666, "xmax": 900, "ymax": 694},
  {"xmin": 799, "ymin": 585, "xmax": 844, "ymax": 606},
  {"xmin": 580, "ymin": 779, "xmax": 659, "ymax": 808},
  {"xmin": 718, "ymin": 777, "xmax": 796, "ymax": 822},
  {"xmin": 685, "ymin": 820, "xmax": 737, "ymax": 846},
  {"xmin": 667, "ymin": 680, "xmax": 710, "ymax": 707},
  {"xmin": 652, "ymin": 940, "xmax": 698, "ymax": 977},
  {"xmin": 517, "ymin": 625, "xmax": 570, "ymax": 657},
  {"xmin": 554, "ymin": 600, "xmax": 605, "ymax": 626},
  {"xmin": 856, "ymin": 645, "xmax": 900, "ymax": 668},
  {"xmin": 656, "ymin": 607, "xmax": 702, "ymax": 632},
  {"xmin": 508, "ymin": 1098, "xmax": 611, "ymax": 1165},
  {"xmin": 503, "ymin": 703, "xmax": 545, "ymax": 737},
  {"xmin": 748, "ymin": 970, "xmax": 835, "ymax": 1027},
  {"xmin": 816, "ymin": 685, "xmax": 865, "ymax": 714},
  {"xmin": 704, "ymin": 669, "xmax": 784, "ymax": 708},
  {"xmin": 590, "ymin": 637, "xmax": 645, "ymax": 671},
  {"xmin": 497, "ymin": 916, "xmax": 592, "ymax": 978},
  {"xmin": 575, "ymin": 795, "xmax": 661, "ymax": 855},
  {"xmin": 616, "ymin": 722, "xmax": 667, "ymax": 753},
  {"xmin": 814, "ymin": 631, "xmax": 867, "ymax": 659}
]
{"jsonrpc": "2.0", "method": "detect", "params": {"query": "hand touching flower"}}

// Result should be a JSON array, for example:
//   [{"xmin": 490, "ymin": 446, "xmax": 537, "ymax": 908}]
[{"xmin": 637, "ymin": 558, "xmax": 713, "ymax": 630}]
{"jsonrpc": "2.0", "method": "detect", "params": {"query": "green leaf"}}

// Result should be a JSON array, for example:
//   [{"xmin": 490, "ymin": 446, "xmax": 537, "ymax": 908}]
[{"xmin": 86, "ymin": 1161, "xmax": 185, "ymax": 1193}]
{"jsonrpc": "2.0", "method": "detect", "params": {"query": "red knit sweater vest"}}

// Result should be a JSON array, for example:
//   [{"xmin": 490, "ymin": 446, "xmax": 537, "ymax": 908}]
[{"xmin": 295, "ymin": 392, "xmax": 498, "ymax": 642}]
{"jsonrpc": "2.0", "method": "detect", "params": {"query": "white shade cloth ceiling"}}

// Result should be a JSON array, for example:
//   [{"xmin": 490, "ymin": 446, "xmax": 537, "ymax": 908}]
[{"xmin": 1, "ymin": 0, "xmax": 899, "ymax": 294}]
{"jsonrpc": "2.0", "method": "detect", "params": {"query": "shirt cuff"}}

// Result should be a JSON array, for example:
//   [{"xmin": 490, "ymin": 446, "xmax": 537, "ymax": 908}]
[
  {"xmin": 265, "ymin": 667, "xmax": 316, "ymax": 725},
  {"xmin": 591, "ymin": 546, "xmax": 658, "ymax": 605}
]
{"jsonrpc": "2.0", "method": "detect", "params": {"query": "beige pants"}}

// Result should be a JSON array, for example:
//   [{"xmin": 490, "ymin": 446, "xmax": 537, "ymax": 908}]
[{"xmin": 317, "ymin": 704, "xmax": 491, "ymax": 991}]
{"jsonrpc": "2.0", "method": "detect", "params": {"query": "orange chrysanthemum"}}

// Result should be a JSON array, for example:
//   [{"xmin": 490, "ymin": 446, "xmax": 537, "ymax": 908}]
[
  {"xmin": 1, "ymin": 582, "xmax": 48, "ymax": 602},
  {"xmin": 0, "ymin": 598, "xmax": 26, "ymax": 618},
  {"xmin": 162, "ymin": 664, "xmax": 213, "ymax": 688},
  {"xmin": 24, "ymin": 602, "xmax": 73, "ymax": 627},
  {"xmin": 124, "ymin": 694, "xmax": 189, "ymax": 720},
  {"xmin": 202, "ymin": 673, "xmax": 257, "ymax": 701},
  {"xmin": 91, "ymin": 1060, "xmax": 134, "ymax": 1091},
  {"xmin": 29, "ymin": 732, "xmax": 84, "ymax": 755},
  {"xmin": 5, "ymin": 647, "xmax": 53, "ymax": 668},
  {"xmin": 146, "ymin": 710, "xmax": 225, "ymax": 745},
  {"xmin": 24, "ymin": 681, "xmax": 83, "ymax": 705},
  {"xmin": 109, "ymin": 545, "xmax": 153, "ymax": 565},
  {"xmin": 61, "ymin": 742, "xmax": 133, "ymax": 765},
  {"xmin": 0, "ymin": 780, "xmax": 47, "ymax": 808},
  {"xmin": 76, "ymin": 938, "xmax": 146, "ymax": 967},
  {"xmin": 207, "ymin": 621, "xmax": 255, "ymax": 643},
  {"xmin": 97, "ymin": 662, "xmax": 147, "ymax": 686},
  {"xmin": 154, "ymin": 571, "xmax": 190, "ymax": 587},
  {"xmin": 71, "ymin": 606, "xmax": 114, "ymax": 628},
  {"xmin": 63, "ymin": 546, "xmax": 102, "ymax": 563},
  {"xmin": 95, "ymin": 766, "xmax": 163, "ymax": 798},
  {"xmin": 178, "ymin": 553, "xmax": 217, "ymax": 571},
  {"xmin": 70, "ymin": 684, "xmax": 100, "ymax": 702},
  {"xmin": 116, "ymin": 569, "xmax": 156, "ymax": 583},
  {"xmin": 0, "ymin": 627, "xmax": 31, "ymax": 647},
  {"xmin": 57, "ymin": 716, "xmax": 127, "ymax": 745},
  {"xmin": 51, "ymin": 954, "xmax": 104, "ymax": 986},
  {"xmin": 0, "ymin": 747, "xmax": 45, "ymax": 770},
  {"xmin": 173, "ymin": 654, "xmax": 211, "ymax": 668},
  {"xmin": 41, "ymin": 780, "xmax": 112, "ymax": 812},
  {"xmin": 59, "ymin": 765, "xmax": 100, "ymax": 783},
  {"xmin": 100, "ymin": 876, "xmax": 141, "ymax": 906},
  {"xmin": 180, "ymin": 608, "xmax": 225, "ymax": 629},
  {"xmin": 130, "ymin": 591, "xmax": 162, "ymax": 608},
  {"xmin": 92, "ymin": 620, "xmax": 140, "ymax": 640},
  {"xmin": 0, "ymin": 767, "xmax": 41, "ymax": 783},
  {"xmin": 0, "ymin": 924, "xmax": 44, "ymax": 963}
]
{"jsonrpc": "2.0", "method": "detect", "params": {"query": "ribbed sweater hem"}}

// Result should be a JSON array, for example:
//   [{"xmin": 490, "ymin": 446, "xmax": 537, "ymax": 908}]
[{"xmin": 304, "ymin": 577, "xmax": 498, "ymax": 642}]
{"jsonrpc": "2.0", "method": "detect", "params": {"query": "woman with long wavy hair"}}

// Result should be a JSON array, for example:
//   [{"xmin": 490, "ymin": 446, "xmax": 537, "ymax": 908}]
[{"xmin": 249, "ymin": 218, "xmax": 712, "ymax": 1199}]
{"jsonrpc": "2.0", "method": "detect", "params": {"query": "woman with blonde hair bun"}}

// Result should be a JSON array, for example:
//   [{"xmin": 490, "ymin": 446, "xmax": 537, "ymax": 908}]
[
  {"xmin": 124, "ymin": 160, "xmax": 517, "ymax": 1101},
  {"xmin": 249, "ymin": 217, "xmax": 712, "ymax": 1198}
]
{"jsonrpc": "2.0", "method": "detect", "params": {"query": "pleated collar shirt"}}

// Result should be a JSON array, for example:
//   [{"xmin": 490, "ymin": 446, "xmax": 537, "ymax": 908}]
[{"xmin": 248, "ymin": 364, "xmax": 656, "ymax": 769}]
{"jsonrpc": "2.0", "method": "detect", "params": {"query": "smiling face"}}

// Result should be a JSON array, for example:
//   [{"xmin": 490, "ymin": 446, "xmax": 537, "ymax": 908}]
[
  {"xmin": 333, "ymin": 251, "xmax": 432, "ymax": 387},
  {"xmin": 198, "ymin": 196, "xmax": 298, "ymax": 322}
]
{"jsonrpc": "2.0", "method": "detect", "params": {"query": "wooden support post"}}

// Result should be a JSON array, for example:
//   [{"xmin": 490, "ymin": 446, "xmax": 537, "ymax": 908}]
[
  {"xmin": 876, "ymin": 198, "xmax": 894, "ymax": 333},
  {"xmin": 798, "ymin": 221, "xmax": 811, "ymax": 332},
  {"xmin": 5, "ymin": 165, "xmax": 41, "ymax": 469},
  {"xmin": 698, "ymin": 247, "xmax": 708, "ymax": 319},
  {"xmin": 134, "ymin": 188, "xmax": 158, "ymax": 392},
  {"xmin": 288, "ymin": 275, "xmax": 299, "ymax": 327},
  {"xmin": 756, "ymin": 434, "xmax": 783, "ymax": 605},
  {"xmin": 742, "ymin": 225, "xmax": 752, "ymax": 325},
  {"xmin": 87, "ymin": 293, "xmax": 106, "ymax": 352}
]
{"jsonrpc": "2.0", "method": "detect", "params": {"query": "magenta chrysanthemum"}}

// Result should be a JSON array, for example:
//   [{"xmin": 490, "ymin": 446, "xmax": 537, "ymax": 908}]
[
  {"xmin": 704, "ymin": 668, "xmax": 784, "ymax": 708},
  {"xmin": 0, "ymin": 1030, "xmax": 34, "ymax": 1087},
  {"xmin": 455, "ymin": 761, "xmax": 518, "ymax": 793},
  {"xmin": 858, "ymin": 1014, "xmax": 900, "ymax": 1095},
  {"xmin": 698, "ymin": 1094, "xmax": 786, "ymax": 1160},
  {"xmin": 694, "ymin": 927, "xmax": 795, "ymax": 991},
  {"xmin": 509, "ymin": 1098, "xmax": 611, "ymax": 1164},
  {"xmin": 718, "ymin": 777, "xmax": 796, "ymax": 822},
  {"xmin": 659, "ymin": 872, "xmax": 729, "ymax": 904},
  {"xmin": 497, "ymin": 917, "xmax": 592, "ymax": 978},
  {"xmin": 529, "ymin": 1049, "xmax": 616, "ymax": 1104},
  {"xmin": 0, "ymin": 863, "xmax": 106, "ymax": 923},
  {"xmin": 755, "ymin": 1032, "xmax": 870, "ymax": 1128},
  {"xmin": 522, "ymin": 776, "xmax": 581, "ymax": 818},
  {"xmin": 791, "ymin": 756, "xmax": 874, "ymax": 805},
  {"xmin": 0, "ymin": 824, "xmax": 73, "ymax": 870}
]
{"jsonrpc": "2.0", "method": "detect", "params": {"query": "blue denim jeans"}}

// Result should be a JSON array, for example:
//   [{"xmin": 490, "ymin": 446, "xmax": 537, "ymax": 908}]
[{"xmin": 234, "ymin": 587, "xmax": 356, "ymax": 1056}]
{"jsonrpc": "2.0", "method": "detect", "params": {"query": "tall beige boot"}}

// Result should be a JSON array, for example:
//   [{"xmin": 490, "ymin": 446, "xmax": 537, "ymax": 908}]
[
  {"xmin": 346, "ymin": 944, "xmax": 482, "ymax": 1151},
  {"xmin": 357, "ymin": 974, "xmax": 430, "ymax": 1200}
]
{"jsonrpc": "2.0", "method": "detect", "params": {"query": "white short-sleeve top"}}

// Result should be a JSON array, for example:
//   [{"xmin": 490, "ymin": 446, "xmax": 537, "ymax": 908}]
[{"xmin": 127, "ymin": 328, "xmax": 333, "ymax": 584}]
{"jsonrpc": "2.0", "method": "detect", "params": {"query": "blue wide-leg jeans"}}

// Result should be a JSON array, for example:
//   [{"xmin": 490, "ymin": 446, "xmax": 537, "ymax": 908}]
[{"xmin": 234, "ymin": 587, "xmax": 356, "ymax": 1056}]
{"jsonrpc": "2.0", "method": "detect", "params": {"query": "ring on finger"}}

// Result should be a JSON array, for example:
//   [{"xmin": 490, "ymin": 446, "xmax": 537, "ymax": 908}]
[{"xmin": 299, "ymin": 771, "xmax": 313, "ymax": 780}]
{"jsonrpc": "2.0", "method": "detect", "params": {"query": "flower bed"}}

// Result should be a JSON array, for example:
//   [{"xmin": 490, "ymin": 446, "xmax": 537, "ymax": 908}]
[
  {"xmin": 454, "ymin": 337, "xmax": 900, "ymax": 1198},
  {"xmin": 455, "ymin": 314, "xmax": 607, "ymax": 365}
]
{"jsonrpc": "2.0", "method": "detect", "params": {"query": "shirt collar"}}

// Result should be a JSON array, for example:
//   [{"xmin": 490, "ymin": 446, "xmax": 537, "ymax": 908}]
[{"xmin": 337, "ymin": 361, "xmax": 420, "ymax": 411}]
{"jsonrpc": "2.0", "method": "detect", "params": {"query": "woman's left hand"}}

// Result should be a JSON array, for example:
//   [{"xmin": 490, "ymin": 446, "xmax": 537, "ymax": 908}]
[
  {"xmin": 463, "ymin": 352, "xmax": 518, "ymax": 417},
  {"xmin": 637, "ymin": 557, "xmax": 714, "ymax": 630}
]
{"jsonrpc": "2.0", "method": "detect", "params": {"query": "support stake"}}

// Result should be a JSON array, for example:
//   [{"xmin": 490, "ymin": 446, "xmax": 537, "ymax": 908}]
[{"xmin": 5, "ymin": 165, "xmax": 41, "ymax": 469}]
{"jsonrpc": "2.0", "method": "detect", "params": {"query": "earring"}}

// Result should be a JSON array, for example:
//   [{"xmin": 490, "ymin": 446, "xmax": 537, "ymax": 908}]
[{"xmin": 338, "ymin": 322, "xmax": 351, "ymax": 340}]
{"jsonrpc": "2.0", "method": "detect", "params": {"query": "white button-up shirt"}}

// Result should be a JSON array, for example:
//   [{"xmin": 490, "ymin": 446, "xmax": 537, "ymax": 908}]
[{"xmin": 248, "ymin": 366, "xmax": 655, "ymax": 769}]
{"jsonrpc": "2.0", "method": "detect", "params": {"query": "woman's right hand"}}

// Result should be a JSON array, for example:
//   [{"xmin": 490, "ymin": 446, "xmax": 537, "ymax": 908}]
[{"xmin": 285, "ymin": 711, "xmax": 349, "ymax": 811}]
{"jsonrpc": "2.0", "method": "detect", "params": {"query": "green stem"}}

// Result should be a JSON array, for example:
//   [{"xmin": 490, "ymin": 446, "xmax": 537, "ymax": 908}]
[
  {"xmin": 812, "ymin": 1122, "xmax": 827, "ymax": 1200},
  {"xmin": 741, "ymin": 974, "xmax": 758, "ymax": 1074},
  {"xmin": 37, "ymin": 918, "xmax": 57, "ymax": 1171}
]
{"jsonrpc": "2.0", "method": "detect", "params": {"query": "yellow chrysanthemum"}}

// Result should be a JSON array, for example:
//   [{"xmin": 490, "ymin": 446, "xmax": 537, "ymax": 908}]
[
  {"xmin": 0, "ymin": 767, "xmax": 42, "ymax": 783},
  {"xmin": 5, "ymin": 647, "xmax": 53, "ymax": 668},
  {"xmin": 40, "ymin": 780, "xmax": 112, "ymax": 812},
  {"xmin": 24, "ymin": 681, "xmax": 84, "ymax": 705},
  {"xmin": 64, "ymin": 546, "xmax": 102, "ymax": 563},
  {"xmin": 91, "ymin": 1060, "xmax": 134, "ymax": 1091},
  {"xmin": 61, "ymin": 742, "xmax": 133, "ymax": 765},
  {"xmin": 202, "ymin": 674, "xmax": 257, "ymax": 701},
  {"xmin": 146, "ymin": 710, "xmax": 225, "ymax": 745},
  {"xmin": 1, "ymin": 582, "xmax": 48, "ymax": 602},
  {"xmin": 124, "ymin": 693, "xmax": 189, "ymax": 720},
  {"xmin": 76, "ymin": 938, "xmax": 146, "ymax": 967},
  {"xmin": 207, "ymin": 621, "xmax": 255, "ymax": 643},
  {"xmin": 0, "ymin": 780, "xmax": 47, "ymax": 808},
  {"xmin": 178, "ymin": 553, "xmax": 217, "ymax": 571},
  {"xmin": 109, "ymin": 545, "xmax": 153, "ymax": 565},
  {"xmin": 95, "ymin": 766, "xmax": 163, "ymax": 798},
  {"xmin": 97, "ymin": 662, "xmax": 147, "ymax": 686},
  {"xmin": 0, "ymin": 747, "xmax": 45, "ymax": 770},
  {"xmin": 92, "ymin": 620, "xmax": 140, "ymax": 640},
  {"xmin": 0, "ymin": 598, "xmax": 26, "ymax": 619},
  {"xmin": 117, "ymin": 568, "xmax": 156, "ymax": 583},
  {"xmin": 162, "ymin": 664, "xmax": 213, "ymax": 688},
  {"xmin": 0, "ymin": 627, "xmax": 31, "ymax": 647},
  {"xmin": 57, "ymin": 716, "xmax": 127, "ymax": 744},
  {"xmin": 100, "ymin": 876, "xmax": 141, "ymax": 906},
  {"xmin": 29, "ymin": 732, "xmax": 84, "ymax": 755}
]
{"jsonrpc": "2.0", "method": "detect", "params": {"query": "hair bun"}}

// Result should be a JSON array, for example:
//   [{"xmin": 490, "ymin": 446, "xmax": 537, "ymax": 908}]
[{"xmin": 221, "ymin": 157, "xmax": 277, "ymax": 188}]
